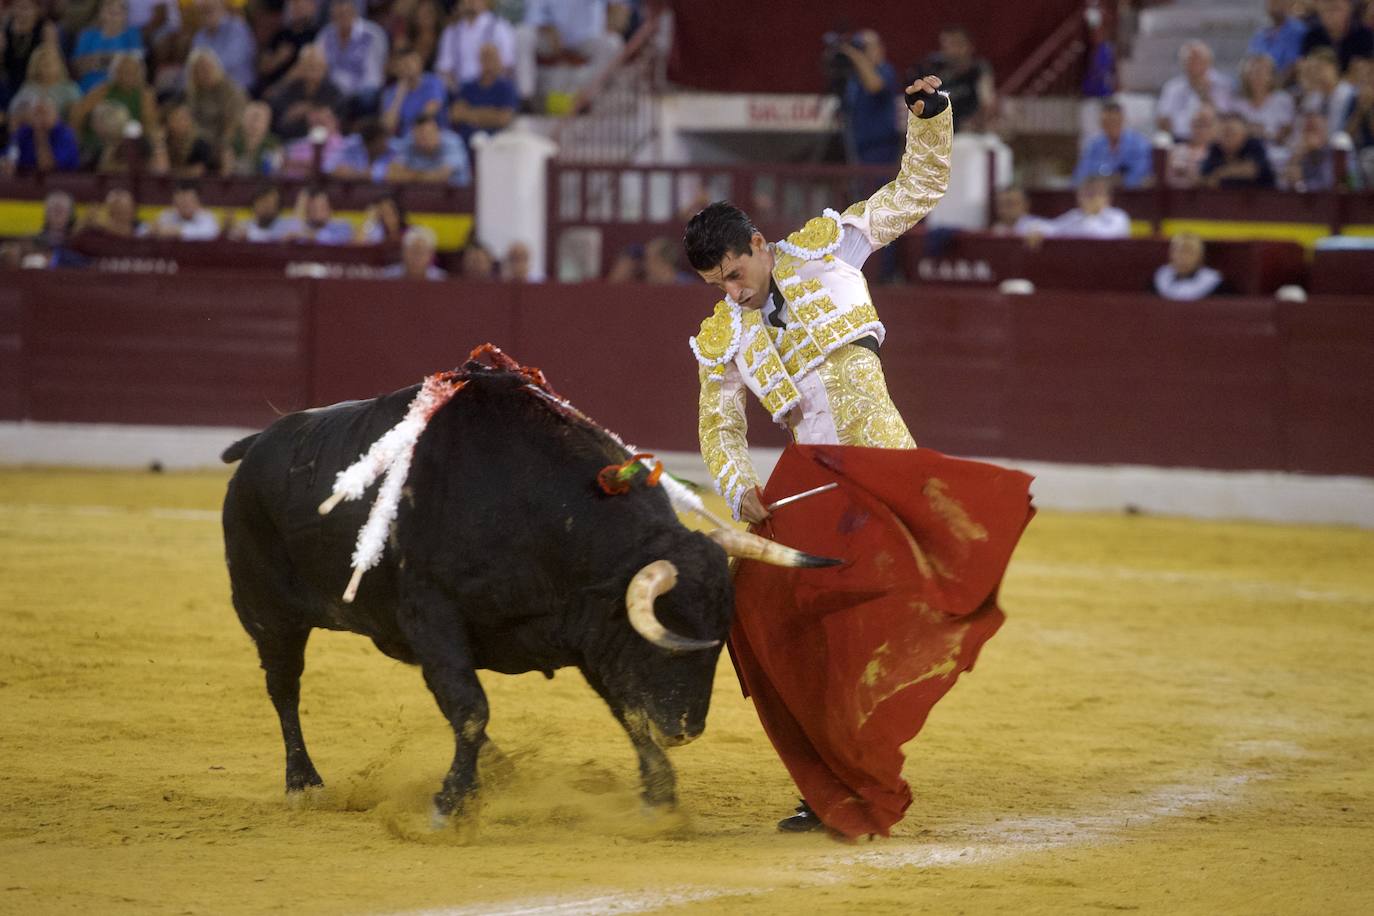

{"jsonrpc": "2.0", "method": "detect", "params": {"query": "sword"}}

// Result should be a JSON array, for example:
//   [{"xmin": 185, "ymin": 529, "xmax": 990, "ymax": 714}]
[{"xmin": 766, "ymin": 482, "xmax": 839, "ymax": 512}]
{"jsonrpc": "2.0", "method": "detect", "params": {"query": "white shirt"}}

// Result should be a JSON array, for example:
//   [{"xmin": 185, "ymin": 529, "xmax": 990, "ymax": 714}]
[
  {"xmin": 1157, "ymin": 71, "xmax": 1234, "ymax": 139},
  {"xmin": 1301, "ymin": 82, "xmax": 1356, "ymax": 137},
  {"xmin": 1233, "ymin": 91, "xmax": 1296, "ymax": 143},
  {"xmin": 242, "ymin": 217, "xmax": 291, "ymax": 243},
  {"xmin": 524, "ymin": 0, "xmax": 610, "ymax": 50},
  {"xmin": 1045, "ymin": 206, "xmax": 1131, "ymax": 239},
  {"xmin": 156, "ymin": 208, "xmax": 220, "ymax": 241},
  {"xmin": 435, "ymin": 11, "xmax": 516, "ymax": 87},
  {"xmin": 1154, "ymin": 264, "xmax": 1223, "ymax": 301}
]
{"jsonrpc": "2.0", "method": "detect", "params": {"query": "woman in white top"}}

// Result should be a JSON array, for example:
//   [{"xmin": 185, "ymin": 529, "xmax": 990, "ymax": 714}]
[{"xmin": 1234, "ymin": 54, "xmax": 1296, "ymax": 145}]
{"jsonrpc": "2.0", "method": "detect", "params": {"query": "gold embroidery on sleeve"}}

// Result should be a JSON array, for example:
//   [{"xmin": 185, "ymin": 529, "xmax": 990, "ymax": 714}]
[
  {"xmin": 697, "ymin": 364, "xmax": 760, "ymax": 519},
  {"xmin": 845, "ymin": 105, "xmax": 953, "ymax": 247}
]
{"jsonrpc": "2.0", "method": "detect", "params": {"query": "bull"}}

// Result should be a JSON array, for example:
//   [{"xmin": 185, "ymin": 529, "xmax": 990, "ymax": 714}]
[{"xmin": 220, "ymin": 347, "xmax": 835, "ymax": 825}]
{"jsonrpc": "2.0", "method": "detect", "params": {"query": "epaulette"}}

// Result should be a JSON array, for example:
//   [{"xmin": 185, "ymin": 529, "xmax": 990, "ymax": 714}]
[
  {"xmin": 689, "ymin": 300, "xmax": 743, "ymax": 370},
  {"xmin": 775, "ymin": 208, "xmax": 844, "ymax": 260}
]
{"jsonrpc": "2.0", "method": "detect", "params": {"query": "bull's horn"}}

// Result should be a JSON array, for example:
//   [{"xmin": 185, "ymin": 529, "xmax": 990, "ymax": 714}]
[
  {"xmin": 625, "ymin": 560, "xmax": 719, "ymax": 652},
  {"xmin": 707, "ymin": 528, "xmax": 843, "ymax": 568}
]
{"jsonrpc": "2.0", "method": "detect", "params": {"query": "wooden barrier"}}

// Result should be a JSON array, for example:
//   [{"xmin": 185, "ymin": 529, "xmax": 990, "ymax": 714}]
[{"xmin": 1, "ymin": 271, "xmax": 1370, "ymax": 476}]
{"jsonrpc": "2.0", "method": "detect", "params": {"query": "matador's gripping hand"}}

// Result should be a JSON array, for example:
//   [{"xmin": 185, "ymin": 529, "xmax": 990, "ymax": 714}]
[{"xmin": 905, "ymin": 74, "xmax": 949, "ymax": 119}]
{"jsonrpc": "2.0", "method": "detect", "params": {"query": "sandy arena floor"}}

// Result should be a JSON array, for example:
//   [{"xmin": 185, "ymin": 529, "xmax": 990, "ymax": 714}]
[{"xmin": 1, "ymin": 467, "xmax": 1372, "ymax": 915}]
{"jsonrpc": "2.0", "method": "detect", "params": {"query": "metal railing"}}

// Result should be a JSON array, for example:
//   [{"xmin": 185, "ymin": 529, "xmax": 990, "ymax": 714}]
[{"xmin": 552, "ymin": 1, "xmax": 668, "ymax": 163}]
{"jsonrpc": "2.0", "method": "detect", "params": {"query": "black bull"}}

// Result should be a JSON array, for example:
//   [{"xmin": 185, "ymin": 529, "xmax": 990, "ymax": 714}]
[{"xmin": 221, "ymin": 361, "xmax": 832, "ymax": 822}]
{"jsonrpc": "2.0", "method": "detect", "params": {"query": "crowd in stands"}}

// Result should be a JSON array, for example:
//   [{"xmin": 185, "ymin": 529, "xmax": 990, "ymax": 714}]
[
  {"xmin": 0, "ymin": 0, "xmax": 642, "ymax": 182},
  {"xmin": 1073, "ymin": 0, "xmax": 1374, "ymax": 192},
  {"xmin": 1, "ymin": 181, "xmax": 540, "ymax": 279}
]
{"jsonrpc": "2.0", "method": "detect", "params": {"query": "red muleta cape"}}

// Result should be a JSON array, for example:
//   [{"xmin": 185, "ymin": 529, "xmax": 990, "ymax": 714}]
[{"xmin": 729, "ymin": 444, "xmax": 1035, "ymax": 839}]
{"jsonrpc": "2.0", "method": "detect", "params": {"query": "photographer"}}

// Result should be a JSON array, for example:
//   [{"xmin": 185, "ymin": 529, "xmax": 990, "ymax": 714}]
[{"xmin": 836, "ymin": 30, "xmax": 903, "ymax": 166}]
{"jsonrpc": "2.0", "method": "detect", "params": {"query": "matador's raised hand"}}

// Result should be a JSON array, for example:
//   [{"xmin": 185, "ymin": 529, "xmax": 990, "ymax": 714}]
[{"xmin": 904, "ymin": 74, "xmax": 948, "ymax": 119}]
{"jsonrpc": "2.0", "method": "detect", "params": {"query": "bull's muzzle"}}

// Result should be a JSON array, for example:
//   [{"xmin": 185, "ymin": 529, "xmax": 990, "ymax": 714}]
[
  {"xmin": 706, "ymin": 528, "xmax": 843, "ymax": 568},
  {"xmin": 625, "ymin": 560, "xmax": 719, "ymax": 652}
]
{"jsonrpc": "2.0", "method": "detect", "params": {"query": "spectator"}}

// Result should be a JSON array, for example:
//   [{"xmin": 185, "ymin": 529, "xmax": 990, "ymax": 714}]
[
  {"xmin": 1166, "ymin": 104, "xmax": 1219, "ymax": 187},
  {"xmin": 1248, "ymin": 0, "xmax": 1309, "ymax": 80},
  {"xmin": 388, "ymin": 0, "xmax": 444, "ymax": 72},
  {"xmin": 1345, "ymin": 56, "xmax": 1374, "ymax": 186},
  {"xmin": 1072, "ymin": 98, "xmax": 1153, "ymax": 189},
  {"xmin": 224, "ymin": 100, "xmax": 282, "ymax": 176},
  {"xmin": 155, "ymin": 100, "xmax": 219, "ymax": 176},
  {"xmin": 837, "ymin": 29, "xmax": 902, "ymax": 166},
  {"xmin": 1233, "ymin": 54, "xmax": 1297, "ymax": 150},
  {"xmin": 1301, "ymin": 0, "xmax": 1374, "ymax": 73},
  {"xmin": 1283, "ymin": 110, "xmax": 1344, "ymax": 189},
  {"xmin": 501, "ymin": 239, "xmax": 541, "ymax": 281},
  {"xmin": 331, "ymin": 116, "xmax": 397, "ymax": 180},
  {"xmin": 317, "ymin": 0, "xmax": 389, "ymax": 116},
  {"xmin": 60, "ymin": 0, "xmax": 102, "ymax": 43},
  {"xmin": 381, "ymin": 225, "xmax": 446, "ymax": 279},
  {"xmin": 449, "ymin": 42, "xmax": 517, "ymax": 147},
  {"xmin": 1039, "ymin": 176, "xmax": 1131, "ymax": 239},
  {"xmin": 1156, "ymin": 41, "xmax": 1233, "ymax": 140},
  {"xmin": 381, "ymin": 44, "xmax": 445, "ymax": 136},
  {"xmin": 988, "ymin": 186, "xmax": 1049, "ymax": 236},
  {"xmin": 256, "ymin": 0, "xmax": 320, "ymax": 94},
  {"xmin": 5, "ymin": 96, "xmax": 80, "ymax": 172},
  {"xmin": 266, "ymin": 44, "xmax": 345, "ymax": 141},
  {"xmin": 1298, "ymin": 47, "xmax": 1357, "ymax": 136},
  {"xmin": 283, "ymin": 185, "xmax": 354, "ymax": 244},
  {"xmin": 230, "ymin": 184, "xmax": 292, "ymax": 241},
  {"xmin": 438, "ymin": 0, "xmax": 516, "ymax": 92},
  {"xmin": 519, "ymin": 0, "xmax": 625, "ymax": 99},
  {"xmin": 1153, "ymin": 233, "xmax": 1227, "ymax": 301},
  {"xmin": 918, "ymin": 25, "xmax": 995, "ymax": 132},
  {"xmin": 82, "ymin": 98, "xmax": 133, "ymax": 170},
  {"xmin": 190, "ymin": 0, "xmax": 255, "ymax": 91},
  {"xmin": 3, "ymin": 0, "xmax": 56, "ymax": 95},
  {"xmin": 69, "ymin": 51, "xmax": 159, "ymax": 143},
  {"xmin": 642, "ymin": 235, "xmax": 691, "ymax": 283},
  {"xmin": 79, "ymin": 186, "xmax": 143, "ymax": 236},
  {"xmin": 153, "ymin": 181, "xmax": 221, "ymax": 239},
  {"xmin": 356, "ymin": 191, "xmax": 407, "ymax": 243},
  {"xmin": 186, "ymin": 46, "xmax": 246, "ymax": 153},
  {"xmin": 386, "ymin": 114, "xmax": 470, "ymax": 184},
  {"xmin": 460, "ymin": 238, "xmax": 495, "ymax": 278},
  {"xmin": 35, "ymin": 189, "xmax": 76, "ymax": 247},
  {"xmin": 1201, "ymin": 113, "xmax": 1277, "ymax": 188},
  {"xmin": 281, "ymin": 103, "xmax": 349, "ymax": 175},
  {"xmin": 8, "ymin": 43, "xmax": 81, "ymax": 122},
  {"xmin": 126, "ymin": 0, "xmax": 179, "ymax": 35},
  {"xmin": 72, "ymin": 0, "xmax": 143, "ymax": 93}
]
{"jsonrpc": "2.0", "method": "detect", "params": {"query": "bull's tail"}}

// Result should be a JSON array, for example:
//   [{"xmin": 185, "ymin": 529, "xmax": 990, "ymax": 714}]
[{"xmin": 221, "ymin": 434, "xmax": 260, "ymax": 464}]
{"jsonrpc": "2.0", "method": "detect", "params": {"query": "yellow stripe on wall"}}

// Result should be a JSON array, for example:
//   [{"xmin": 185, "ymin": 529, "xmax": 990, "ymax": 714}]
[{"xmin": 0, "ymin": 200, "xmax": 473, "ymax": 251}]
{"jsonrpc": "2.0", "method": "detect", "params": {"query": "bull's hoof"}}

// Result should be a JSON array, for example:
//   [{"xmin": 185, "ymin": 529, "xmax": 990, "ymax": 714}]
[
  {"xmin": 285, "ymin": 784, "xmax": 326, "ymax": 810},
  {"xmin": 429, "ymin": 803, "xmax": 480, "ymax": 843}
]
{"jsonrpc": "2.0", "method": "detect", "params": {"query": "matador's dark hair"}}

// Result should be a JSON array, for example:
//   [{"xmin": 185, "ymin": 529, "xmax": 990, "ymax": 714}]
[{"xmin": 683, "ymin": 201, "xmax": 758, "ymax": 272}]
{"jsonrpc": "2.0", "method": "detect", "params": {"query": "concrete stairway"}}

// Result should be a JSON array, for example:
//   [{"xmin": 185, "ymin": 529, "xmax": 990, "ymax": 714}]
[{"xmin": 1120, "ymin": 0, "xmax": 1269, "ymax": 92}]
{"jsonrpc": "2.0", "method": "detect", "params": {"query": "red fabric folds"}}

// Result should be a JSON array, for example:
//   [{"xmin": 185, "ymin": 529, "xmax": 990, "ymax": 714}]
[{"xmin": 729, "ymin": 444, "xmax": 1035, "ymax": 839}]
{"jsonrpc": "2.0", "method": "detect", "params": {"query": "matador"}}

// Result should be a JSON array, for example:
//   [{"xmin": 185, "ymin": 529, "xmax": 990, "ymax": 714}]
[{"xmin": 684, "ymin": 76, "xmax": 1035, "ymax": 839}]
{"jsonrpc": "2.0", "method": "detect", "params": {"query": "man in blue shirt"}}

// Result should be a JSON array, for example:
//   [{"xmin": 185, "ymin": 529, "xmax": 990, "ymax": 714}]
[
  {"xmin": 839, "ymin": 29, "xmax": 903, "ymax": 165},
  {"xmin": 1249, "ymin": 0, "xmax": 1311, "ymax": 80},
  {"xmin": 191, "ymin": 0, "xmax": 256, "ymax": 90},
  {"xmin": 451, "ymin": 42, "xmax": 518, "ymax": 148},
  {"xmin": 387, "ymin": 115, "xmax": 471, "ymax": 186},
  {"xmin": 381, "ymin": 45, "xmax": 447, "ymax": 137},
  {"xmin": 1073, "ymin": 99, "xmax": 1154, "ymax": 188},
  {"xmin": 317, "ymin": 0, "xmax": 388, "ymax": 115}
]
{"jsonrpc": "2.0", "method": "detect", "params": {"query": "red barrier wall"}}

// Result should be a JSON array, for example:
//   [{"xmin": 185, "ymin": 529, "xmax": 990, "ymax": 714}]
[{"xmin": 2, "ymin": 271, "xmax": 1371, "ymax": 476}]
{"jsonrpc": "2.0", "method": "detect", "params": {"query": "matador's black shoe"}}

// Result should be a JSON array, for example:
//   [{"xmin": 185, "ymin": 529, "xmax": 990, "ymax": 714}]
[{"xmin": 777, "ymin": 800, "xmax": 825, "ymax": 832}]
